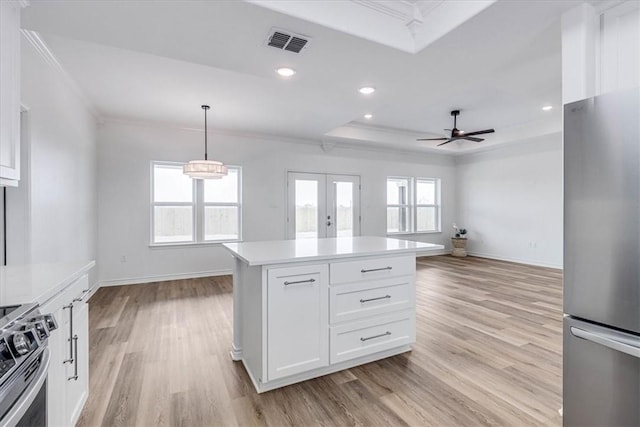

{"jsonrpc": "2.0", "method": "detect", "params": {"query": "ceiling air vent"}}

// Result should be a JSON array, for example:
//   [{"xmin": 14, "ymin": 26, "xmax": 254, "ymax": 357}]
[{"xmin": 266, "ymin": 28, "xmax": 311, "ymax": 54}]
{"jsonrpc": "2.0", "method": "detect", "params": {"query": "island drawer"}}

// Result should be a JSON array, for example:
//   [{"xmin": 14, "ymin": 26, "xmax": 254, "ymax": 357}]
[
  {"xmin": 330, "ymin": 278, "xmax": 412, "ymax": 324},
  {"xmin": 329, "ymin": 255, "xmax": 414, "ymax": 285},
  {"xmin": 330, "ymin": 310, "xmax": 415, "ymax": 364}
]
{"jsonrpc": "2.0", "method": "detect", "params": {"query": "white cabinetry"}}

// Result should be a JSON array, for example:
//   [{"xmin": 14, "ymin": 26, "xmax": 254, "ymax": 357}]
[
  {"xmin": 225, "ymin": 236, "xmax": 441, "ymax": 393},
  {"xmin": 601, "ymin": 1, "xmax": 640, "ymax": 93},
  {"xmin": 267, "ymin": 264, "xmax": 328, "ymax": 380},
  {"xmin": 328, "ymin": 256, "xmax": 415, "ymax": 364},
  {"xmin": 0, "ymin": 0, "xmax": 22, "ymax": 186},
  {"xmin": 40, "ymin": 274, "xmax": 91, "ymax": 427}
]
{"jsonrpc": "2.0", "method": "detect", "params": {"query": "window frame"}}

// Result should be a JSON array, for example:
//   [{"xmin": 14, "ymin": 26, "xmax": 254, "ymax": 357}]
[
  {"xmin": 386, "ymin": 176, "xmax": 412, "ymax": 235},
  {"xmin": 414, "ymin": 177, "xmax": 441, "ymax": 233},
  {"xmin": 386, "ymin": 176, "xmax": 441, "ymax": 235},
  {"xmin": 150, "ymin": 161, "xmax": 242, "ymax": 246}
]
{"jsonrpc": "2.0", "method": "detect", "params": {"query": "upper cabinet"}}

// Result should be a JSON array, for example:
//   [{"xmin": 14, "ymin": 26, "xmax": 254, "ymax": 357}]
[
  {"xmin": 0, "ymin": 1, "xmax": 24, "ymax": 187},
  {"xmin": 601, "ymin": 1, "xmax": 640, "ymax": 94}
]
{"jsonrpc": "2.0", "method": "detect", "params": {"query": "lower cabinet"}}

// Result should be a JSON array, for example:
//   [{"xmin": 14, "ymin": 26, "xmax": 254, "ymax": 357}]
[
  {"xmin": 267, "ymin": 264, "xmax": 329, "ymax": 380},
  {"xmin": 41, "ymin": 275, "xmax": 90, "ymax": 427}
]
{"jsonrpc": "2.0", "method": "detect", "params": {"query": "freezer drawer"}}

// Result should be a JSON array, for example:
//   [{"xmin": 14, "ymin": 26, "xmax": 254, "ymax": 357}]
[{"xmin": 563, "ymin": 316, "xmax": 640, "ymax": 427}]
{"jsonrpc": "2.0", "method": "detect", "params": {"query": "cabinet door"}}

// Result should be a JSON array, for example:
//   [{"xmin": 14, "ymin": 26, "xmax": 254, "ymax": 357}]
[
  {"xmin": 66, "ymin": 302, "xmax": 89, "ymax": 426},
  {"xmin": 267, "ymin": 264, "xmax": 328, "ymax": 381},
  {"xmin": 0, "ymin": 1, "xmax": 21, "ymax": 183},
  {"xmin": 45, "ymin": 304, "xmax": 68, "ymax": 427}
]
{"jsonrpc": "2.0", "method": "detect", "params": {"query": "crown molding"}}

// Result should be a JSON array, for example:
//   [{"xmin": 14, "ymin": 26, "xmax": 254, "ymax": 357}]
[{"xmin": 21, "ymin": 30, "xmax": 101, "ymax": 120}]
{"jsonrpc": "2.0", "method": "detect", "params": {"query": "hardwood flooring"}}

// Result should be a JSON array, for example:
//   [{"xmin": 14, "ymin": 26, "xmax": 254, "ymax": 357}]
[{"xmin": 78, "ymin": 255, "xmax": 563, "ymax": 427}]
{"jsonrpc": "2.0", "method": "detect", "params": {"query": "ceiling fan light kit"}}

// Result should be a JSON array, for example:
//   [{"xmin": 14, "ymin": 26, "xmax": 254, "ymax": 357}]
[
  {"xmin": 184, "ymin": 105, "xmax": 229, "ymax": 179},
  {"xmin": 417, "ymin": 109, "xmax": 495, "ymax": 147}
]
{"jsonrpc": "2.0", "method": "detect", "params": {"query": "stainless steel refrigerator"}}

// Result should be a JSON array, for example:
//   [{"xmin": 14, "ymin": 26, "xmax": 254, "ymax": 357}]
[{"xmin": 564, "ymin": 87, "xmax": 640, "ymax": 426}]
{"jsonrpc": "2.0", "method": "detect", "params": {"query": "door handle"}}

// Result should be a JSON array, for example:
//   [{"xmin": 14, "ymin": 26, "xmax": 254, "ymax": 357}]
[
  {"xmin": 68, "ymin": 335, "xmax": 79, "ymax": 381},
  {"xmin": 571, "ymin": 327, "xmax": 640, "ymax": 359},
  {"xmin": 63, "ymin": 303, "xmax": 74, "ymax": 364}
]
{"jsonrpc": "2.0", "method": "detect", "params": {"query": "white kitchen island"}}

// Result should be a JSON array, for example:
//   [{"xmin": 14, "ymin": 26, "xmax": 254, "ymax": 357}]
[{"xmin": 222, "ymin": 236, "xmax": 444, "ymax": 393}]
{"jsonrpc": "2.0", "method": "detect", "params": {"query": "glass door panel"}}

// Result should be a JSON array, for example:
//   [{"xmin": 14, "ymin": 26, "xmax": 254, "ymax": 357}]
[
  {"xmin": 295, "ymin": 179, "xmax": 320, "ymax": 239},
  {"xmin": 326, "ymin": 175, "xmax": 360, "ymax": 238},
  {"xmin": 287, "ymin": 172, "xmax": 360, "ymax": 239}
]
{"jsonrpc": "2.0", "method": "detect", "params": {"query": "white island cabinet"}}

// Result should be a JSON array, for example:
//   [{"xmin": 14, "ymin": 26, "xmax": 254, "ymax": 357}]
[{"xmin": 223, "ymin": 236, "xmax": 443, "ymax": 392}]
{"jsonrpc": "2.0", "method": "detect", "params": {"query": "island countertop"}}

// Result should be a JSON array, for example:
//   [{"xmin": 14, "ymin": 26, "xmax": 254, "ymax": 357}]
[
  {"xmin": 0, "ymin": 261, "xmax": 95, "ymax": 306},
  {"xmin": 222, "ymin": 236, "xmax": 444, "ymax": 266}
]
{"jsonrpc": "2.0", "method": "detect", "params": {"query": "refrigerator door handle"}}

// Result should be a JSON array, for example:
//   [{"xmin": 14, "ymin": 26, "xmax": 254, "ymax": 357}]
[{"xmin": 571, "ymin": 327, "xmax": 640, "ymax": 359}]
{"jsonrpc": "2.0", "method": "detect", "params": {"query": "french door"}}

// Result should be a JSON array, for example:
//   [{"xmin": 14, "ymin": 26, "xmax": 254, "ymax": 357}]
[{"xmin": 287, "ymin": 172, "xmax": 360, "ymax": 239}]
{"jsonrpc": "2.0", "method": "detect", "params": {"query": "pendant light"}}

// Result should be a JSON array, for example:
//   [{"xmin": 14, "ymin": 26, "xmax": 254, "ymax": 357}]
[{"xmin": 183, "ymin": 105, "xmax": 228, "ymax": 179}]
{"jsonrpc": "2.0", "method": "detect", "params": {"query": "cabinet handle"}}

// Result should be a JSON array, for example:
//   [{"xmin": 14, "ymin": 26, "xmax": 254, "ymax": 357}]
[
  {"xmin": 360, "ymin": 266, "xmax": 392, "ymax": 273},
  {"xmin": 73, "ymin": 288, "xmax": 92, "ymax": 303},
  {"xmin": 68, "ymin": 335, "xmax": 78, "ymax": 381},
  {"xmin": 283, "ymin": 278, "xmax": 316, "ymax": 286},
  {"xmin": 360, "ymin": 331, "xmax": 391, "ymax": 342},
  {"xmin": 63, "ymin": 304, "xmax": 74, "ymax": 364},
  {"xmin": 360, "ymin": 295, "xmax": 391, "ymax": 304}
]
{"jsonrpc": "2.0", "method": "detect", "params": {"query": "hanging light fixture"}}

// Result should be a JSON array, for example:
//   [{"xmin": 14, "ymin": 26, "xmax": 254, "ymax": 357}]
[{"xmin": 183, "ymin": 105, "xmax": 228, "ymax": 179}]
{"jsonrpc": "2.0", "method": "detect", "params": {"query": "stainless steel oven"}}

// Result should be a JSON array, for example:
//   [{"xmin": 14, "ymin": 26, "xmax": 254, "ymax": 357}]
[{"xmin": 0, "ymin": 304, "xmax": 57, "ymax": 427}]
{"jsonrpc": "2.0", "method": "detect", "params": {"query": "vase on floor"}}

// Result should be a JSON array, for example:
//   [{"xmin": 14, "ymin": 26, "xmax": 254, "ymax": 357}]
[{"xmin": 451, "ymin": 237, "xmax": 467, "ymax": 257}]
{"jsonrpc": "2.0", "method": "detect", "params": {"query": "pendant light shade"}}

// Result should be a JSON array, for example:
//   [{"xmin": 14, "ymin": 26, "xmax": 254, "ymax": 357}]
[{"xmin": 183, "ymin": 105, "xmax": 228, "ymax": 179}]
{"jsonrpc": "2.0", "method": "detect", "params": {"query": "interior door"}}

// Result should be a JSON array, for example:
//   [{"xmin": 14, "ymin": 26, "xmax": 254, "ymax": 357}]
[{"xmin": 287, "ymin": 172, "xmax": 360, "ymax": 239}]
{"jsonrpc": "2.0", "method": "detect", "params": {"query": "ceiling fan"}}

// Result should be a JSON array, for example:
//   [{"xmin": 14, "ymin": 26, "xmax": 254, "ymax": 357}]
[{"xmin": 417, "ymin": 110, "xmax": 495, "ymax": 146}]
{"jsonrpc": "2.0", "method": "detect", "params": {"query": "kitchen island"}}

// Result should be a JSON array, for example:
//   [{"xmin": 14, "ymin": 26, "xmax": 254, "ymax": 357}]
[{"xmin": 222, "ymin": 236, "xmax": 444, "ymax": 392}]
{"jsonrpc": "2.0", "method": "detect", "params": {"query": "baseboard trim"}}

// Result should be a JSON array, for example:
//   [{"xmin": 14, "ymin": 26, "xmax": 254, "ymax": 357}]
[
  {"xmin": 466, "ymin": 251, "xmax": 562, "ymax": 270},
  {"xmin": 99, "ymin": 269, "xmax": 232, "ymax": 287},
  {"xmin": 416, "ymin": 250, "xmax": 449, "ymax": 257}
]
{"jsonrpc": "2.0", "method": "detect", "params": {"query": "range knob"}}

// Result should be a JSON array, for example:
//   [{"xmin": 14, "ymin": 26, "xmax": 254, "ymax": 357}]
[{"xmin": 10, "ymin": 333, "xmax": 31, "ymax": 356}]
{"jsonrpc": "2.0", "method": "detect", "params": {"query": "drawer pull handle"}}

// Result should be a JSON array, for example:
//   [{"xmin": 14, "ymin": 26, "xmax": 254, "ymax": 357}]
[
  {"xmin": 361, "ymin": 266, "xmax": 392, "ymax": 273},
  {"xmin": 284, "ymin": 278, "xmax": 316, "ymax": 286},
  {"xmin": 360, "ymin": 295, "xmax": 391, "ymax": 304},
  {"xmin": 360, "ymin": 331, "xmax": 391, "ymax": 342}
]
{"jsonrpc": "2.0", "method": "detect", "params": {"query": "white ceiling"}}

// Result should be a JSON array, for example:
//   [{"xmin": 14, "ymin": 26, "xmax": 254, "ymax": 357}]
[{"xmin": 21, "ymin": 0, "xmax": 580, "ymax": 154}]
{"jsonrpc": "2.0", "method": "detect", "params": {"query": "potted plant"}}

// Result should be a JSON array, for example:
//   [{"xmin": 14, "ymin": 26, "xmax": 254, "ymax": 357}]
[{"xmin": 451, "ymin": 224, "xmax": 468, "ymax": 257}]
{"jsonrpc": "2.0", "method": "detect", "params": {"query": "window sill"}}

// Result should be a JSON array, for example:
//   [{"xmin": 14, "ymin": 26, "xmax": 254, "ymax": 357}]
[
  {"xmin": 387, "ymin": 231, "xmax": 441, "ymax": 236},
  {"xmin": 149, "ymin": 240, "xmax": 242, "ymax": 249}
]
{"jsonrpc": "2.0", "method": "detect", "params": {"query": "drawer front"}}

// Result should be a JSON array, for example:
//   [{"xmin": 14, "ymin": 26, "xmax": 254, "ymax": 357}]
[
  {"xmin": 330, "ymin": 278, "xmax": 413, "ymax": 324},
  {"xmin": 330, "ymin": 255, "xmax": 414, "ymax": 285},
  {"xmin": 330, "ymin": 311, "xmax": 415, "ymax": 364}
]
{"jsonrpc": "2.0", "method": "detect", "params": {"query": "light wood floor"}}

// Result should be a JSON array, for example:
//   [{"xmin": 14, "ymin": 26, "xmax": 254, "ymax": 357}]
[{"xmin": 78, "ymin": 255, "xmax": 563, "ymax": 427}]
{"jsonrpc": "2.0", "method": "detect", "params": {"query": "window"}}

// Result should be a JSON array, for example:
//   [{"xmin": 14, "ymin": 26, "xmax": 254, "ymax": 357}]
[
  {"xmin": 386, "ymin": 177, "xmax": 440, "ymax": 234},
  {"xmin": 151, "ymin": 162, "xmax": 241, "ymax": 244}
]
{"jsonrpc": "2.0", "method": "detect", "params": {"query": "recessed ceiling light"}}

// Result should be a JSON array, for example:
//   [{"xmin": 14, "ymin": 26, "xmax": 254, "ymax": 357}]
[
  {"xmin": 359, "ymin": 86, "xmax": 376, "ymax": 95},
  {"xmin": 364, "ymin": 114, "xmax": 373, "ymax": 119},
  {"xmin": 542, "ymin": 105, "xmax": 553, "ymax": 111},
  {"xmin": 276, "ymin": 67, "xmax": 296, "ymax": 77}
]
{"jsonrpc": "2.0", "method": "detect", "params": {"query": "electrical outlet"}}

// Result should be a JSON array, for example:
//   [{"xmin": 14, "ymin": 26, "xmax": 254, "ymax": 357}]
[{"xmin": 120, "ymin": 255, "xmax": 127, "ymax": 263}]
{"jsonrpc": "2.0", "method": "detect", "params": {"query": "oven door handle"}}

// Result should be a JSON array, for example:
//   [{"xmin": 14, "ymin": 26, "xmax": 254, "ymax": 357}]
[{"xmin": 1, "ymin": 348, "xmax": 50, "ymax": 427}]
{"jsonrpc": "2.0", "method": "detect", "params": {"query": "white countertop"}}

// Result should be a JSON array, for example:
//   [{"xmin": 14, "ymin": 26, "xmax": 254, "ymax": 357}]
[
  {"xmin": 223, "ymin": 236, "xmax": 444, "ymax": 266},
  {"xmin": 0, "ymin": 261, "xmax": 95, "ymax": 306}
]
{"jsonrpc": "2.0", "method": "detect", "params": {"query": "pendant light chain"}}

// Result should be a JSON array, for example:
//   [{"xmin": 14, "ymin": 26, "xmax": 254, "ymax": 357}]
[{"xmin": 203, "ymin": 105, "xmax": 209, "ymax": 161}]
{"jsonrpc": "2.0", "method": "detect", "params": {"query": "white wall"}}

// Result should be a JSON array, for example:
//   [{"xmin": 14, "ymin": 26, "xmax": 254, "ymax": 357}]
[
  {"xmin": 4, "ymin": 36, "xmax": 98, "ymax": 282},
  {"xmin": 97, "ymin": 121, "xmax": 455, "ymax": 284},
  {"xmin": 456, "ymin": 133, "xmax": 563, "ymax": 268}
]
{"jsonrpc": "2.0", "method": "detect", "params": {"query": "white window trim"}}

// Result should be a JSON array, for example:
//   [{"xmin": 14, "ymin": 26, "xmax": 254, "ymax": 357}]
[
  {"xmin": 414, "ymin": 177, "xmax": 441, "ymax": 233},
  {"xmin": 150, "ymin": 161, "xmax": 242, "ymax": 247},
  {"xmin": 386, "ymin": 176, "xmax": 442, "ymax": 235},
  {"xmin": 386, "ymin": 176, "xmax": 412, "ymax": 235}
]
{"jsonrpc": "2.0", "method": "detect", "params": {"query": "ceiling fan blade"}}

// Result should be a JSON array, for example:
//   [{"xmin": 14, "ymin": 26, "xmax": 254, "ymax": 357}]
[
  {"xmin": 461, "ymin": 136, "xmax": 484, "ymax": 142},
  {"xmin": 462, "ymin": 128, "xmax": 495, "ymax": 137},
  {"xmin": 417, "ymin": 137, "xmax": 448, "ymax": 141},
  {"xmin": 437, "ymin": 139, "xmax": 455, "ymax": 146}
]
